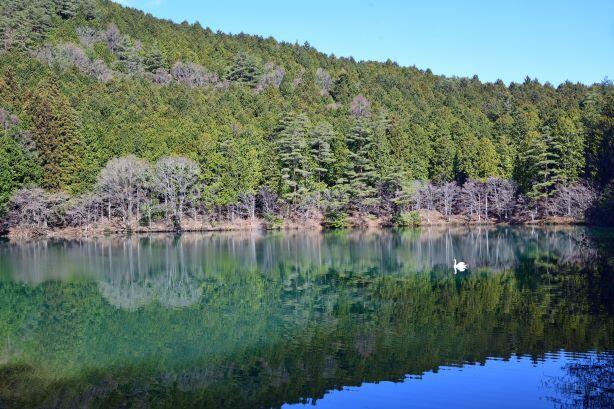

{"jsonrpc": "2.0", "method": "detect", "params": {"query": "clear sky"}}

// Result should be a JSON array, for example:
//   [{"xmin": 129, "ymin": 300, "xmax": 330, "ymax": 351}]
[{"xmin": 115, "ymin": 0, "xmax": 613, "ymax": 85}]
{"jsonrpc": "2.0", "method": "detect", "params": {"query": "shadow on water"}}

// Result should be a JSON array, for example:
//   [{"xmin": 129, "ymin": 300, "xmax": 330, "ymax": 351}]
[{"xmin": 0, "ymin": 226, "xmax": 612, "ymax": 408}]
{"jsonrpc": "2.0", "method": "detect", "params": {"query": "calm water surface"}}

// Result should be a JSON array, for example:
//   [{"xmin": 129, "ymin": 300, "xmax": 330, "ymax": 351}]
[{"xmin": 0, "ymin": 227, "xmax": 612, "ymax": 408}]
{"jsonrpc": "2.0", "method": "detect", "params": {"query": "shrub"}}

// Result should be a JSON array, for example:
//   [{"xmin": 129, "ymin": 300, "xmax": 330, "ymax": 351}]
[
  {"xmin": 394, "ymin": 211, "xmax": 420, "ymax": 227},
  {"xmin": 323, "ymin": 210, "xmax": 349, "ymax": 229},
  {"xmin": 263, "ymin": 212, "xmax": 283, "ymax": 229}
]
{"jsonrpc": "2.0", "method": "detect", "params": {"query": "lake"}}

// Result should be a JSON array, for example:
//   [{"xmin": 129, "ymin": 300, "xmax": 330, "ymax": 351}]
[{"xmin": 0, "ymin": 227, "xmax": 612, "ymax": 408}]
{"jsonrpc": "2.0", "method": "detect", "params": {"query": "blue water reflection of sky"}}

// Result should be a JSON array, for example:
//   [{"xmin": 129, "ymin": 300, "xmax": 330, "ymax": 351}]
[{"xmin": 285, "ymin": 352, "xmax": 577, "ymax": 409}]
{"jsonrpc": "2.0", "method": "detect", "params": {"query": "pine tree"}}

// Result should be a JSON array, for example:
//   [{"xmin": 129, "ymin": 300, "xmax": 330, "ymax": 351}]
[
  {"xmin": 309, "ymin": 121, "xmax": 336, "ymax": 186},
  {"xmin": 345, "ymin": 116, "xmax": 377, "ymax": 209},
  {"xmin": 144, "ymin": 45, "xmax": 167, "ymax": 72},
  {"xmin": 550, "ymin": 113, "xmax": 585, "ymax": 183},
  {"xmin": 226, "ymin": 52, "xmax": 262, "ymax": 87},
  {"xmin": 429, "ymin": 125, "xmax": 455, "ymax": 182},
  {"xmin": 330, "ymin": 71, "xmax": 353, "ymax": 103},
  {"xmin": 0, "ymin": 128, "xmax": 42, "ymax": 214},
  {"xmin": 55, "ymin": 0, "xmax": 78, "ymax": 19},
  {"xmin": 521, "ymin": 126, "xmax": 560, "ymax": 202},
  {"xmin": 27, "ymin": 79, "xmax": 85, "ymax": 193},
  {"xmin": 275, "ymin": 113, "xmax": 312, "ymax": 204}
]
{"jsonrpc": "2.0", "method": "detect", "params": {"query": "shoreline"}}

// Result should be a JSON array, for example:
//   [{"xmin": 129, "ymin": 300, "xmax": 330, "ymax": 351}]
[{"xmin": 3, "ymin": 210, "xmax": 587, "ymax": 242}]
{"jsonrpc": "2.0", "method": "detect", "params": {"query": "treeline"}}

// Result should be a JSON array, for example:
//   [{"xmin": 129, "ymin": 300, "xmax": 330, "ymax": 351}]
[
  {"xmin": 0, "ymin": 0, "xmax": 613, "ymax": 233},
  {"xmin": 5, "ymin": 154, "xmax": 598, "ymax": 232}
]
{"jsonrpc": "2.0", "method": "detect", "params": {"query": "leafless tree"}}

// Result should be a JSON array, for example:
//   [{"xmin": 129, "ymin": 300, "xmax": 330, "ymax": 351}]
[
  {"xmin": 64, "ymin": 193, "xmax": 102, "ymax": 227},
  {"xmin": 549, "ymin": 183, "xmax": 597, "ymax": 219},
  {"xmin": 485, "ymin": 178, "xmax": 516, "ymax": 220},
  {"xmin": 8, "ymin": 188, "xmax": 50, "ymax": 228},
  {"xmin": 36, "ymin": 43, "xmax": 113, "ymax": 82},
  {"xmin": 434, "ymin": 181, "xmax": 459, "ymax": 221},
  {"xmin": 104, "ymin": 23, "xmax": 122, "ymax": 54},
  {"xmin": 76, "ymin": 26, "xmax": 99, "ymax": 48},
  {"xmin": 257, "ymin": 187, "xmax": 279, "ymax": 216},
  {"xmin": 349, "ymin": 95, "xmax": 371, "ymax": 118},
  {"xmin": 152, "ymin": 68, "xmax": 172, "ymax": 85},
  {"xmin": 238, "ymin": 193, "xmax": 257, "ymax": 220},
  {"xmin": 96, "ymin": 155, "xmax": 152, "ymax": 227},
  {"xmin": 154, "ymin": 156, "xmax": 200, "ymax": 229},
  {"xmin": 170, "ymin": 62, "xmax": 219, "ymax": 88},
  {"xmin": 315, "ymin": 68, "xmax": 332, "ymax": 95},
  {"xmin": 460, "ymin": 180, "xmax": 487, "ymax": 222},
  {"xmin": 255, "ymin": 62, "xmax": 285, "ymax": 92}
]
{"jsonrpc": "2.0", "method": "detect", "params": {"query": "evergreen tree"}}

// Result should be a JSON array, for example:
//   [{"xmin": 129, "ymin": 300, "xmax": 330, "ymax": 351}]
[
  {"xmin": 330, "ymin": 71, "xmax": 354, "ymax": 103},
  {"xmin": 55, "ymin": 0, "xmax": 77, "ymax": 19},
  {"xmin": 27, "ymin": 79, "xmax": 85, "ymax": 193},
  {"xmin": 309, "ymin": 121, "xmax": 335, "ymax": 186},
  {"xmin": 226, "ymin": 52, "xmax": 262, "ymax": 86},
  {"xmin": 345, "ymin": 116, "xmax": 377, "ymax": 209},
  {"xmin": 275, "ymin": 113, "xmax": 312, "ymax": 204},
  {"xmin": 520, "ymin": 126, "xmax": 560, "ymax": 202},
  {"xmin": 550, "ymin": 112, "xmax": 585, "ymax": 183},
  {"xmin": 144, "ymin": 45, "xmax": 167, "ymax": 72},
  {"xmin": 428, "ymin": 125, "xmax": 455, "ymax": 182},
  {"xmin": 0, "ymin": 128, "xmax": 42, "ymax": 214}
]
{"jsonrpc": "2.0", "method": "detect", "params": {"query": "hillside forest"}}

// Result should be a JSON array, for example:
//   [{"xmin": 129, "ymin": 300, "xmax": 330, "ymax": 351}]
[{"xmin": 0, "ymin": 0, "xmax": 613, "ymax": 236}]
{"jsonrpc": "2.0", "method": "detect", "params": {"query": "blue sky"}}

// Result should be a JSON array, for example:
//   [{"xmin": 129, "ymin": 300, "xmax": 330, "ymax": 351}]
[{"xmin": 116, "ymin": 0, "xmax": 613, "ymax": 85}]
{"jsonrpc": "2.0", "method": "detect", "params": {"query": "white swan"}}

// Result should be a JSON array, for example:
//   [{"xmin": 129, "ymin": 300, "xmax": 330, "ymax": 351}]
[{"xmin": 453, "ymin": 258, "xmax": 468, "ymax": 273}]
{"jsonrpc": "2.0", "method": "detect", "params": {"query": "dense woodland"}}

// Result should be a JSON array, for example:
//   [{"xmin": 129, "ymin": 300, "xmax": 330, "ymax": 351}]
[{"xmin": 0, "ymin": 0, "xmax": 613, "ymax": 235}]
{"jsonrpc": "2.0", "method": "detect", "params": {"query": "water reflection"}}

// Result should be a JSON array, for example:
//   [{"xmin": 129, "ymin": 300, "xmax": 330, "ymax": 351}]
[
  {"xmin": 0, "ymin": 226, "xmax": 599, "ymax": 310},
  {"xmin": 0, "ymin": 227, "xmax": 611, "ymax": 408}
]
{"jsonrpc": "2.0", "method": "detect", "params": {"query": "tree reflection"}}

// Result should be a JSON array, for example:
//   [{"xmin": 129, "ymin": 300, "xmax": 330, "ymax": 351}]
[
  {"xmin": 544, "ymin": 354, "xmax": 614, "ymax": 409},
  {"xmin": 0, "ymin": 227, "xmax": 611, "ymax": 408}
]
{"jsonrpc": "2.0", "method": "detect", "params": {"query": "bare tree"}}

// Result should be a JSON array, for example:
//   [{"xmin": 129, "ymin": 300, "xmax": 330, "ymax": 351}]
[
  {"xmin": 36, "ymin": 43, "xmax": 113, "ymax": 82},
  {"xmin": 257, "ymin": 187, "xmax": 279, "ymax": 216},
  {"xmin": 255, "ymin": 62, "xmax": 285, "ymax": 92},
  {"xmin": 434, "ymin": 181, "xmax": 459, "ymax": 221},
  {"xmin": 8, "ymin": 188, "xmax": 50, "ymax": 228},
  {"xmin": 550, "ymin": 183, "xmax": 597, "ymax": 219},
  {"xmin": 349, "ymin": 95, "xmax": 371, "ymax": 118},
  {"xmin": 154, "ymin": 156, "xmax": 200, "ymax": 230},
  {"xmin": 170, "ymin": 62, "xmax": 219, "ymax": 87},
  {"xmin": 460, "ymin": 180, "xmax": 487, "ymax": 222},
  {"xmin": 315, "ymin": 68, "xmax": 333, "ymax": 95},
  {"xmin": 486, "ymin": 178, "xmax": 516, "ymax": 220},
  {"xmin": 64, "ymin": 193, "xmax": 102, "ymax": 227},
  {"xmin": 96, "ymin": 155, "xmax": 152, "ymax": 227}
]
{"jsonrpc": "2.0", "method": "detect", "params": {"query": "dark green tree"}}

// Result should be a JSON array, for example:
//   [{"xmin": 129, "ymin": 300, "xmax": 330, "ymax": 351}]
[
  {"xmin": 275, "ymin": 113, "xmax": 312, "ymax": 204},
  {"xmin": 27, "ymin": 80, "xmax": 85, "ymax": 193},
  {"xmin": 345, "ymin": 116, "xmax": 377, "ymax": 209},
  {"xmin": 309, "ymin": 121, "xmax": 336, "ymax": 186},
  {"xmin": 226, "ymin": 52, "xmax": 262, "ymax": 86}
]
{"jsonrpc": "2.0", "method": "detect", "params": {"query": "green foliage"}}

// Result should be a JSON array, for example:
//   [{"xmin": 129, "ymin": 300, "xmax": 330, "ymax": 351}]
[
  {"xmin": 274, "ymin": 113, "xmax": 312, "ymax": 204},
  {"xmin": 226, "ymin": 52, "xmax": 262, "ymax": 87},
  {"xmin": 0, "ymin": 0, "xmax": 611, "ymax": 222},
  {"xmin": 393, "ymin": 210, "xmax": 421, "ymax": 227},
  {"xmin": 27, "ymin": 79, "xmax": 85, "ymax": 193},
  {"xmin": 0, "ymin": 132, "xmax": 42, "ymax": 214},
  {"xmin": 345, "ymin": 116, "xmax": 377, "ymax": 208},
  {"xmin": 322, "ymin": 208, "xmax": 349, "ymax": 229},
  {"xmin": 262, "ymin": 212, "xmax": 283, "ymax": 229}
]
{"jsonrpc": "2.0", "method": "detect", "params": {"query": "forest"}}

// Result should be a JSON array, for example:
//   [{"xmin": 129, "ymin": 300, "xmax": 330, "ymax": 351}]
[{"xmin": 0, "ymin": 0, "xmax": 613, "ymax": 237}]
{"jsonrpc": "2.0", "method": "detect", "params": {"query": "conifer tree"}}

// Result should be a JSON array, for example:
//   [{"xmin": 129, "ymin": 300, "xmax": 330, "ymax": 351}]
[
  {"xmin": 520, "ymin": 126, "xmax": 560, "ymax": 202},
  {"xmin": 309, "ymin": 121, "xmax": 336, "ymax": 186},
  {"xmin": 27, "ymin": 79, "xmax": 85, "ymax": 193},
  {"xmin": 55, "ymin": 0, "xmax": 77, "ymax": 19},
  {"xmin": 345, "ymin": 116, "xmax": 377, "ymax": 209},
  {"xmin": 144, "ymin": 45, "xmax": 167, "ymax": 72},
  {"xmin": 226, "ymin": 52, "xmax": 262, "ymax": 86},
  {"xmin": 275, "ymin": 114, "xmax": 312, "ymax": 204},
  {"xmin": 428, "ymin": 125, "xmax": 455, "ymax": 182}
]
